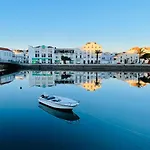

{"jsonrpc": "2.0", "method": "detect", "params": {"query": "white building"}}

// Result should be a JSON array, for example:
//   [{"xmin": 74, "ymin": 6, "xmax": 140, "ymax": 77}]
[
  {"xmin": 13, "ymin": 50, "xmax": 29, "ymax": 63},
  {"xmin": 28, "ymin": 45, "xmax": 55, "ymax": 64},
  {"xmin": 28, "ymin": 42, "xmax": 103, "ymax": 64},
  {"xmin": 100, "ymin": 52, "xmax": 116, "ymax": 64},
  {"xmin": 112, "ymin": 52, "xmax": 139, "ymax": 64},
  {"xmin": 53, "ymin": 48, "xmax": 75, "ymax": 64},
  {"xmin": 28, "ymin": 42, "xmax": 141, "ymax": 65},
  {"xmin": 0, "ymin": 47, "xmax": 14, "ymax": 62}
]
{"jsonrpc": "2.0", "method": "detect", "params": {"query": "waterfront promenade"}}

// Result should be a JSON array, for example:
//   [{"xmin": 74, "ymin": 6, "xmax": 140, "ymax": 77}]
[{"xmin": 20, "ymin": 64, "xmax": 150, "ymax": 72}]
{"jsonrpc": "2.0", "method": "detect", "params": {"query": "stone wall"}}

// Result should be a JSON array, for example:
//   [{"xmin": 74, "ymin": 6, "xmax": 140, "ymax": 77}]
[{"xmin": 20, "ymin": 64, "xmax": 150, "ymax": 72}]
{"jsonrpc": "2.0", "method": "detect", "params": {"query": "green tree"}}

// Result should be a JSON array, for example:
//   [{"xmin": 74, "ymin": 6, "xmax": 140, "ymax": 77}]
[
  {"xmin": 140, "ymin": 53, "xmax": 150, "ymax": 59},
  {"xmin": 61, "ymin": 56, "xmax": 71, "ymax": 64},
  {"xmin": 137, "ymin": 48, "xmax": 145, "ymax": 57}
]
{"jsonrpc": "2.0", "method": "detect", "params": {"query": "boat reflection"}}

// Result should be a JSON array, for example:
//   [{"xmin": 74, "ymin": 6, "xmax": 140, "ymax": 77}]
[{"xmin": 38, "ymin": 103, "xmax": 80, "ymax": 122}]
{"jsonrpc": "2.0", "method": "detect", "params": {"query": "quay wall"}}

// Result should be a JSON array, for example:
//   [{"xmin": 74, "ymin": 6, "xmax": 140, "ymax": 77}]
[{"xmin": 20, "ymin": 64, "xmax": 150, "ymax": 72}]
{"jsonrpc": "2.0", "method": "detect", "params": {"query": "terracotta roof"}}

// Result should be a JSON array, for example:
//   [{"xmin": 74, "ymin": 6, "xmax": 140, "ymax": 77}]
[{"xmin": 0, "ymin": 47, "xmax": 12, "ymax": 52}]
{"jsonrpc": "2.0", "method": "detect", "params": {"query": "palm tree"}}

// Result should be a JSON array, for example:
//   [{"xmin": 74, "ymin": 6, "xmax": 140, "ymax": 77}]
[
  {"xmin": 137, "ymin": 48, "xmax": 145, "ymax": 57},
  {"xmin": 95, "ymin": 50, "xmax": 101, "ymax": 64},
  {"xmin": 136, "ymin": 79, "xmax": 143, "ymax": 88},
  {"xmin": 140, "ymin": 53, "xmax": 150, "ymax": 59},
  {"xmin": 95, "ymin": 72, "xmax": 100, "ymax": 86}
]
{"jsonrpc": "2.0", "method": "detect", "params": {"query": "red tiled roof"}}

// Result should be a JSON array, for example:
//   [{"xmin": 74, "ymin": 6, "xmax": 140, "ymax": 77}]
[{"xmin": 0, "ymin": 47, "xmax": 12, "ymax": 52}]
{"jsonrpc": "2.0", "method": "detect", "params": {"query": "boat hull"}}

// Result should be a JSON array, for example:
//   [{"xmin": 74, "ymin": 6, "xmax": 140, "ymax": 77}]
[{"xmin": 38, "ymin": 98, "xmax": 75, "ymax": 110}]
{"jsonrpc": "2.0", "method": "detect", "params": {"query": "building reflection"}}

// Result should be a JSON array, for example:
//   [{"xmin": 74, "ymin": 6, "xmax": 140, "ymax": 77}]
[
  {"xmin": 1, "ymin": 71, "xmax": 150, "ymax": 89},
  {"xmin": 0, "ymin": 71, "xmax": 28, "ymax": 86},
  {"xmin": 15, "ymin": 71, "xmax": 28, "ymax": 80},
  {"xmin": 29, "ymin": 71, "xmax": 103, "ymax": 91},
  {"xmin": 29, "ymin": 71, "xmax": 150, "ymax": 90},
  {"xmin": 0, "ymin": 73, "xmax": 15, "ymax": 85},
  {"xmin": 113, "ymin": 72, "xmax": 150, "ymax": 88}
]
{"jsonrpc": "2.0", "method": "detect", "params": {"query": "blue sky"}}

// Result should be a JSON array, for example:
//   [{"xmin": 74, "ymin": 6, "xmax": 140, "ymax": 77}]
[{"xmin": 0, "ymin": 0, "xmax": 150, "ymax": 52}]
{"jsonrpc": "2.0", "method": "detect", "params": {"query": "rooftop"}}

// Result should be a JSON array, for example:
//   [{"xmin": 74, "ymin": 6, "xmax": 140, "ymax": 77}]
[{"xmin": 0, "ymin": 47, "xmax": 12, "ymax": 52}]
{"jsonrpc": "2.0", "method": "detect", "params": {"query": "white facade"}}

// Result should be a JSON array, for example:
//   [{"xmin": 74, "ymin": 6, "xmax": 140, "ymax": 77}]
[
  {"xmin": 13, "ymin": 50, "xmax": 29, "ymax": 63},
  {"xmin": 112, "ymin": 53, "xmax": 139, "ymax": 64},
  {"xmin": 75, "ymin": 48, "xmax": 100, "ymax": 64},
  {"xmin": 54, "ymin": 48, "xmax": 102, "ymax": 64},
  {"xmin": 100, "ymin": 52, "xmax": 116, "ymax": 64},
  {"xmin": 28, "ymin": 45, "xmax": 103, "ymax": 64},
  {"xmin": 14, "ymin": 53, "xmax": 25, "ymax": 63},
  {"xmin": 28, "ymin": 43, "xmax": 140, "ymax": 65},
  {"xmin": 53, "ymin": 48, "xmax": 75, "ymax": 64},
  {"xmin": 0, "ymin": 47, "xmax": 14, "ymax": 62},
  {"xmin": 28, "ymin": 45, "xmax": 55, "ymax": 64}
]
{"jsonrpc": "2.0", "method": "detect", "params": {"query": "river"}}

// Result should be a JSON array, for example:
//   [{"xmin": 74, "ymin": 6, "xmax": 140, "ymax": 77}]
[{"xmin": 0, "ymin": 71, "xmax": 150, "ymax": 150}]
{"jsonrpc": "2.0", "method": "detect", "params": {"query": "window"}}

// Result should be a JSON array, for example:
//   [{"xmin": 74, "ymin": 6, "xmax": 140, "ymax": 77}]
[
  {"xmin": 48, "ymin": 59, "xmax": 52, "ymax": 64},
  {"xmin": 42, "ymin": 59, "xmax": 46, "ymax": 63},
  {"xmin": 83, "ymin": 60, "xmax": 85, "ymax": 64},
  {"xmin": 47, "ymin": 96, "xmax": 55, "ymax": 100},
  {"xmin": 42, "ymin": 53, "xmax": 46, "ymax": 57},
  {"xmin": 80, "ymin": 55, "xmax": 82, "ymax": 58},
  {"xmin": 52, "ymin": 99, "xmax": 61, "ymax": 102},
  {"xmin": 48, "ymin": 53, "xmax": 52, "ymax": 57},
  {"xmin": 76, "ymin": 55, "xmax": 77, "ymax": 58}
]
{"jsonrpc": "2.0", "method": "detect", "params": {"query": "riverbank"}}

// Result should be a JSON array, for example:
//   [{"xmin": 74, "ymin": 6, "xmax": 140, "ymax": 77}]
[{"xmin": 20, "ymin": 64, "xmax": 150, "ymax": 72}]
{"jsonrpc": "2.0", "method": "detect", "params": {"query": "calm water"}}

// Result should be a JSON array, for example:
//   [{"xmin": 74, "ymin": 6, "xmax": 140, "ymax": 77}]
[{"xmin": 1, "ymin": 71, "xmax": 150, "ymax": 150}]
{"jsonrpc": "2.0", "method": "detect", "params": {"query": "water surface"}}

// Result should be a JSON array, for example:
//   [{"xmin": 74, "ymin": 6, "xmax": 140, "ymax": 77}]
[{"xmin": 1, "ymin": 71, "xmax": 150, "ymax": 150}]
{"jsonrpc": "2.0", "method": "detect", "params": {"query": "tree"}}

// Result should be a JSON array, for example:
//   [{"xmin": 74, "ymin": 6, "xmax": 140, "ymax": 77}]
[
  {"xmin": 140, "ymin": 53, "xmax": 150, "ymax": 59},
  {"xmin": 61, "ymin": 56, "xmax": 71, "ymax": 64},
  {"xmin": 139, "ymin": 76, "xmax": 150, "ymax": 83},
  {"xmin": 94, "ymin": 72, "xmax": 100, "ymax": 86},
  {"xmin": 137, "ymin": 48, "xmax": 146, "ymax": 57},
  {"xmin": 95, "ymin": 50, "xmax": 101, "ymax": 64}
]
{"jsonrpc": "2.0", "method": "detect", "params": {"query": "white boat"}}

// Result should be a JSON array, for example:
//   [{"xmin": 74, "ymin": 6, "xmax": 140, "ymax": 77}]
[{"xmin": 38, "ymin": 94, "xmax": 79, "ymax": 110}]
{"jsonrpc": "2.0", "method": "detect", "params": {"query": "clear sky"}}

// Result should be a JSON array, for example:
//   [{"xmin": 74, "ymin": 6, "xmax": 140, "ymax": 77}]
[{"xmin": 0, "ymin": 0, "xmax": 150, "ymax": 52}]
